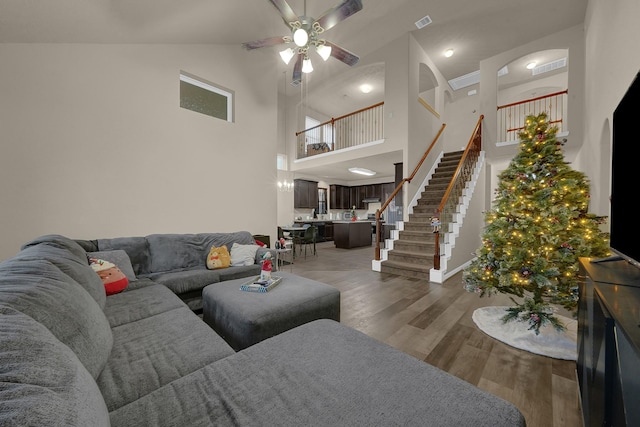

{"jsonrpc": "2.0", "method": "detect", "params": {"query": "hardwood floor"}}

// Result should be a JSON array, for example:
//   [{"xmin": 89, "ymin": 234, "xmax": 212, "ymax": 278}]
[{"xmin": 286, "ymin": 241, "xmax": 583, "ymax": 427}]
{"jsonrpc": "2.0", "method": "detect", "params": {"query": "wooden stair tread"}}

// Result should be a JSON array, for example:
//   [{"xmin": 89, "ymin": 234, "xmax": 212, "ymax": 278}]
[
  {"xmin": 381, "ymin": 260, "xmax": 432, "ymax": 272},
  {"xmin": 381, "ymin": 149, "xmax": 467, "ymax": 279}
]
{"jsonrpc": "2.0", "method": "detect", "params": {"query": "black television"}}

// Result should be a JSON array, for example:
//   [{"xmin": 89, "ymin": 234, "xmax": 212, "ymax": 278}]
[{"xmin": 608, "ymin": 71, "xmax": 640, "ymax": 268}]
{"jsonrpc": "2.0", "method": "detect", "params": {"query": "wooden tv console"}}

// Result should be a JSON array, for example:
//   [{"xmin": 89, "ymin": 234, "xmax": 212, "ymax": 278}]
[{"xmin": 578, "ymin": 258, "xmax": 640, "ymax": 426}]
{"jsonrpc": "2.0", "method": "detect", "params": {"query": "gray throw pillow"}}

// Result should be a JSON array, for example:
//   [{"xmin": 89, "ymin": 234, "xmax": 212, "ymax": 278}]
[{"xmin": 88, "ymin": 250, "xmax": 137, "ymax": 281}]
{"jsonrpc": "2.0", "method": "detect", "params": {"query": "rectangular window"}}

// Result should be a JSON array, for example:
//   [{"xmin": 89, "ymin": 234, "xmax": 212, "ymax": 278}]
[
  {"xmin": 277, "ymin": 154, "xmax": 287, "ymax": 170},
  {"xmin": 180, "ymin": 72, "xmax": 234, "ymax": 123}
]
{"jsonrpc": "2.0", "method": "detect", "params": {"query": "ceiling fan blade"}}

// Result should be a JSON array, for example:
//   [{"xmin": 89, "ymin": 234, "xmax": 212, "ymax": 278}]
[
  {"xmin": 268, "ymin": 0, "xmax": 300, "ymax": 26},
  {"xmin": 315, "ymin": 0, "xmax": 363, "ymax": 32},
  {"xmin": 325, "ymin": 41, "xmax": 359, "ymax": 66},
  {"xmin": 292, "ymin": 54, "xmax": 302, "ymax": 86},
  {"xmin": 242, "ymin": 36, "xmax": 288, "ymax": 50}
]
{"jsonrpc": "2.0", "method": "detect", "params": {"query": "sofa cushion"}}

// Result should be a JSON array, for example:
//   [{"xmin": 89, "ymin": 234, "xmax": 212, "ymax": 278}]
[
  {"xmin": 216, "ymin": 264, "xmax": 261, "ymax": 282},
  {"xmin": 15, "ymin": 243, "xmax": 107, "ymax": 309},
  {"xmin": 108, "ymin": 319, "xmax": 525, "ymax": 426},
  {"xmin": 145, "ymin": 232, "xmax": 256, "ymax": 273},
  {"xmin": 89, "ymin": 250, "xmax": 137, "ymax": 282},
  {"xmin": 145, "ymin": 268, "xmax": 223, "ymax": 295},
  {"xmin": 21, "ymin": 234, "xmax": 88, "ymax": 261},
  {"xmin": 0, "ymin": 306, "xmax": 110, "ymax": 427},
  {"xmin": 0, "ymin": 258, "xmax": 113, "ymax": 380},
  {"xmin": 103, "ymin": 283, "xmax": 186, "ymax": 328},
  {"xmin": 97, "ymin": 306, "xmax": 235, "ymax": 411},
  {"xmin": 97, "ymin": 236, "xmax": 151, "ymax": 276}
]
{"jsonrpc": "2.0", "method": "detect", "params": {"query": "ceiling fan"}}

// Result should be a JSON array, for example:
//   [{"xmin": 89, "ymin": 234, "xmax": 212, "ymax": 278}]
[{"xmin": 242, "ymin": 0, "xmax": 363, "ymax": 86}]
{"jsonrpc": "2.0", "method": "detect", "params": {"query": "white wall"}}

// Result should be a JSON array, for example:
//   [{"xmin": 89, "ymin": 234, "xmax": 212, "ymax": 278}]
[
  {"xmin": 443, "ymin": 92, "xmax": 481, "ymax": 152},
  {"xmin": 480, "ymin": 25, "xmax": 585, "ymax": 162},
  {"xmin": 0, "ymin": 43, "xmax": 279, "ymax": 260},
  {"xmin": 582, "ymin": 0, "xmax": 640, "ymax": 217},
  {"xmin": 497, "ymin": 72, "xmax": 567, "ymax": 105}
]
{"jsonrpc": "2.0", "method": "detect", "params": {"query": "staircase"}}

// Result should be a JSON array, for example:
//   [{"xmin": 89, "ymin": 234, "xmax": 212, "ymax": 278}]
[{"xmin": 380, "ymin": 151, "xmax": 464, "ymax": 279}]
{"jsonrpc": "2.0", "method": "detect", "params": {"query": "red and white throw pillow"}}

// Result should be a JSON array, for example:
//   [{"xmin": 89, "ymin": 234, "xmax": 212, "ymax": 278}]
[{"xmin": 89, "ymin": 257, "xmax": 129, "ymax": 295}]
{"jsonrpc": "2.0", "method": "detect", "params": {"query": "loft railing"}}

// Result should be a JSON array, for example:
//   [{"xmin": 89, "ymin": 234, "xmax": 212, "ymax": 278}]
[
  {"xmin": 432, "ymin": 115, "xmax": 484, "ymax": 270},
  {"xmin": 497, "ymin": 90, "xmax": 567, "ymax": 142},
  {"xmin": 374, "ymin": 122, "xmax": 447, "ymax": 261},
  {"xmin": 295, "ymin": 102, "xmax": 384, "ymax": 159}
]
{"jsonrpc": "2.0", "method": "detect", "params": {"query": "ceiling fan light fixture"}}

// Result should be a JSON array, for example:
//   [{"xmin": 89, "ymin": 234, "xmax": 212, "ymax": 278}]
[
  {"xmin": 293, "ymin": 28, "xmax": 309, "ymax": 47},
  {"xmin": 279, "ymin": 48, "xmax": 296, "ymax": 64},
  {"xmin": 302, "ymin": 56, "xmax": 313, "ymax": 73},
  {"xmin": 243, "ymin": 0, "xmax": 363, "ymax": 85},
  {"xmin": 348, "ymin": 167, "xmax": 376, "ymax": 176},
  {"xmin": 316, "ymin": 44, "xmax": 332, "ymax": 61}
]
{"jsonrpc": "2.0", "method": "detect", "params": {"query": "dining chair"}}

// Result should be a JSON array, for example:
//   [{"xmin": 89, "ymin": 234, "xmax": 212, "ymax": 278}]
[{"xmin": 296, "ymin": 225, "xmax": 317, "ymax": 258}]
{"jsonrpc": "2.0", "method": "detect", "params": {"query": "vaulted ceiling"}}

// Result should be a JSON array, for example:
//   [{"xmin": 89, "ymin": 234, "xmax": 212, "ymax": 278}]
[{"xmin": 0, "ymin": 0, "xmax": 587, "ymax": 182}]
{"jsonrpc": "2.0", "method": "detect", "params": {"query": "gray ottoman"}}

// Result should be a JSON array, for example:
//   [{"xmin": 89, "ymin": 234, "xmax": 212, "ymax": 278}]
[{"xmin": 202, "ymin": 272, "xmax": 340, "ymax": 350}]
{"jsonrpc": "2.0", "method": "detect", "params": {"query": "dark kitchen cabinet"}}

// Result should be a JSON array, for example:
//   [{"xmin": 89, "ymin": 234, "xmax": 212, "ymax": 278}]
[
  {"xmin": 365, "ymin": 184, "xmax": 382, "ymax": 200},
  {"xmin": 330, "ymin": 185, "xmax": 350, "ymax": 210},
  {"xmin": 294, "ymin": 179, "xmax": 318, "ymax": 209},
  {"xmin": 324, "ymin": 223, "xmax": 334, "ymax": 241},
  {"xmin": 350, "ymin": 186, "xmax": 366, "ymax": 209},
  {"xmin": 329, "ymin": 182, "xmax": 396, "ymax": 210}
]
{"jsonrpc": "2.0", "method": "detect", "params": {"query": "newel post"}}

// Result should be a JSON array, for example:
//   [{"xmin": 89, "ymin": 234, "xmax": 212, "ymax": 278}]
[
  {"xmin": 433, "ymin": 209, "xmax": 441, "ymax": 270},
  {"xmin": 374, "ymin": 209, "xmax": 381, "ymax": 261},
  {"xmin": 433, "ymin": 231, "xmax": 440, "ymax": 270}
]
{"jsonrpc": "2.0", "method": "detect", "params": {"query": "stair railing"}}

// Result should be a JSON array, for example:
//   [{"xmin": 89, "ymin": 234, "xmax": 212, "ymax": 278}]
[
  {"xmin": 432, "ymin": 115, "xmax": 484, "ymax": 269},
  {"xmin": 497, "ymin": 90, "xmax": 567, "ymax": 142},
  {"xmin": 295, "ymin": 101, "xmax": 385, "ymax": 159},
  {"xmin": 374, "ymin": 122, "xmax": 447, "ymax": 261}
]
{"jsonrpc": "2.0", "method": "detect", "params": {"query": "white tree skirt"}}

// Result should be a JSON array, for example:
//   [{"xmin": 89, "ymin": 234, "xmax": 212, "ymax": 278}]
[{"xmin": 472, "ymin": 306, "xmax": 577, "ymax": 360}]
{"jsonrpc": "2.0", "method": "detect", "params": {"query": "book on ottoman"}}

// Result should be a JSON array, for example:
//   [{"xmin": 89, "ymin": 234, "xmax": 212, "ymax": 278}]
[{"xmin": 239, "ymin": 276, "xmax": 282, "ymax": 293}]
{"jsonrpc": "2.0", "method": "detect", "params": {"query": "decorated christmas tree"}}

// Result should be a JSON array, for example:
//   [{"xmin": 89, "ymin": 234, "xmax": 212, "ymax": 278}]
[{"xmin": 463, "ymin": 112, "xmax": 609, "ymax": 334}]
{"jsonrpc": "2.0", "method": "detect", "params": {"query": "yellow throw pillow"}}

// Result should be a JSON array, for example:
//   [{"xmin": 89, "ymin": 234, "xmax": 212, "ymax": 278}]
[{"xmin": 206, "ymin": 245, "xmax": 231, "ymax": 270}]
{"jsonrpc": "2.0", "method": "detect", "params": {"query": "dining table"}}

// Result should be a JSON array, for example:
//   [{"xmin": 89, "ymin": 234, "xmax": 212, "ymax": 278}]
[{"xmin": 281, "ymin": 226, "xmax": 306, "ymax": 258}]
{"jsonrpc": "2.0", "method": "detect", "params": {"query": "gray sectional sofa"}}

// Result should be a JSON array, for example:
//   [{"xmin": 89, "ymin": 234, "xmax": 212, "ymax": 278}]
[
  {"xmin": 0, "ymin": 234, "xmax": 527, "ymax": 426},
  {"xmin": 75, "ymin": 231, "xmax": 274, "ymax": 311}
]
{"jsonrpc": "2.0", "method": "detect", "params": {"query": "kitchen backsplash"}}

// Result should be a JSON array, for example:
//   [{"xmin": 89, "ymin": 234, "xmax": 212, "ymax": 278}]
[{"xmin": 293, "ymin": 202, "xmax": 382, "ymax": 221}]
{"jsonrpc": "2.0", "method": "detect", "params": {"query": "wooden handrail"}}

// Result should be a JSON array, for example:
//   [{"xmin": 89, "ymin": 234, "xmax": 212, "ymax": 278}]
[
  {"xmin": 506, "ymin": 118, "xmax": 562, "ymax": 133},
  {"xmin": 497, "ymin": 89, "xmax": 568, "ymax": 110},
  {"xmin": 295, "ymin": 101, "xmax": 385, "ymax": 136},
  {"xmin": 374, "ymin": 122, "xmax": 447, "ymax": 261},
  {"xmin": 432, "ymin": 115, "xmax": 484, "ymax": 269},
  {"xmin": 435, "ymin": 115, "xmax": 483, "ymax": 214},
  {"xmin": 418, "ymin": 97, "xmax": 440, "ymax": 118}
]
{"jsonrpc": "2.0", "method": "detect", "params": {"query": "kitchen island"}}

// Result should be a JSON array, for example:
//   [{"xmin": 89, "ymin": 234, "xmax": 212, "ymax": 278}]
[
  {"xmin": 333, "ymin": 221, "xmax": 372, "ymax": 249},
  {"xmin": 293, "ymin": 220, "xmax": 333, "ymax": 242}
]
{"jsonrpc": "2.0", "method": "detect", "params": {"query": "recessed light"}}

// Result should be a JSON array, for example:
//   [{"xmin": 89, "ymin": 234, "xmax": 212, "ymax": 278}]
[
  {"xmin": 349, "ymin": 167, "xmax": 376, "ymax": 176},
  {"xmin": 359, "ymin": 84, "xmax": 372, "ymax": 94},
  {"xmin": 444, "ymin": 49, "xmax": 454, "ymax": 58},
  {"xmin": 526, "ymin": 62, "xmax": 537, "ymax": 70}
]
